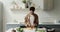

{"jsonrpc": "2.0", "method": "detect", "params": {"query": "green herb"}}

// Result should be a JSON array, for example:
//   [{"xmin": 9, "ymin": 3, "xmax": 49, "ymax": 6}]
[
  {"xmin": 16, "ymin": 27, "xmax": 23, "ymax": 32},
  {"xmin": 22, "ymin": 0, "xmax": 26, "ymax": 3}
]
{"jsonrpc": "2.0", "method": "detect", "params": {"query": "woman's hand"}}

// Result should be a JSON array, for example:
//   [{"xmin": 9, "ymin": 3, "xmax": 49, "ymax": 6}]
[{"xmin": 25, "ymin": 22, "xmax": 31, "ymax": 27}]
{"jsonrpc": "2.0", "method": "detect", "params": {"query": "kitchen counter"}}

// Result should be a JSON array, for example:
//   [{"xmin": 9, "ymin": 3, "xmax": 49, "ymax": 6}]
[
  {"xmin": 6, "ymin": 27, "xmax": 46, "ymax": 32},
  {"xmin": 6, "ymin": 24, "xmax": 60, "ymax": 30}
]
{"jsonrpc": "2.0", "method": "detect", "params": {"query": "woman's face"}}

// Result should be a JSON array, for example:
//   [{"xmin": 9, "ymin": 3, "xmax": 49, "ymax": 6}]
[{"xmin": 30, "ymin": 10, "xmax": 34, "ymax": 14}]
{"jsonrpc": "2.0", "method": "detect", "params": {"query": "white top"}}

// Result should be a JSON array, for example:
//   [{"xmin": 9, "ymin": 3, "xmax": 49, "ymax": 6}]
[{"xmin": 30, "ymin": 15, "xmax": 34, "ymax": 25}]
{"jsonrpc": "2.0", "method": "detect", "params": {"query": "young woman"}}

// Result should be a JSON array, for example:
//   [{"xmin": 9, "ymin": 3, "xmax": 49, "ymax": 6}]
[{"xmin": 25, "ymin": 7, "xmax": 39, "ymax": 29}]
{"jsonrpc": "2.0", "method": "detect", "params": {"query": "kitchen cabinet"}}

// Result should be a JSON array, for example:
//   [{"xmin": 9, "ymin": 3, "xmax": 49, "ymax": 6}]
[
  {"xmin": 32, "ymin": 0, "xmax": 54, "ymax": 10},
  {"xmin": 44, "ymin": 0, "xmax": 54, "ymax": 10}
]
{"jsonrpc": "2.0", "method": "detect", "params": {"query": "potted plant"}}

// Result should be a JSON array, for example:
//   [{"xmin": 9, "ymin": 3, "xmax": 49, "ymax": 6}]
[
  {"xmin": 22, "ymin": 0, "xmax": 26, "ymax": 4},
  {"xmin": 22, "ymin": 0, "xmax": 29, "ymax": 8}
]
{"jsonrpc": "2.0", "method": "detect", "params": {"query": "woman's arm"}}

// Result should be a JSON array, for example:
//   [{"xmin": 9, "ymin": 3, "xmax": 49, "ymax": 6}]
[{"xmin": 24, "ymin": 15, "xmax": 31, "ymax": 27}]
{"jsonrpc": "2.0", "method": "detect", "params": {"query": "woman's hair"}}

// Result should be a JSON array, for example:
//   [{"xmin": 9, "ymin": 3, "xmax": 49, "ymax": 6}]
[{"xmin": 30, "ymin": 7, "xmax": 35, "ymax": 11}]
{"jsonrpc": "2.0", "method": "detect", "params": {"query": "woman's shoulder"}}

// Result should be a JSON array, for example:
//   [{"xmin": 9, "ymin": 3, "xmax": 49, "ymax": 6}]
[{"xmin": 34, "ymin": 13, "xmax": 38, "ymax": 17}]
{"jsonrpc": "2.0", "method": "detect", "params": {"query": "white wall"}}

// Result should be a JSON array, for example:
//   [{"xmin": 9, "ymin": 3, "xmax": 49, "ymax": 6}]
[
  {"xmin": 0, "ymin": 0, "xmax": 59, "ymax": 32},
  {"xmin": 32, "ymin": 0, "xmax": 44, "ymax": 9},
  {"xmin": 0, "ymin": 1, "xmax": 3, "ymax": 32},
  {"xmin": 2, "ymin": 0, "xmax": 60, "ymax": 24},
  {"xmin": 1, "ymin": 0, "xmax": 60, "ymax": 24}
]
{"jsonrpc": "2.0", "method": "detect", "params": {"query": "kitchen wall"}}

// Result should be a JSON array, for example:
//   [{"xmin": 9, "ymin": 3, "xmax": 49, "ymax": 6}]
[
  {"xmin": 2, "ymin": 0, "xmax": 60, "ymax": 24},
  {"xmin": 0, "ymin": 1, "xmax": 3, "ymax": 32},
  {"xmin": 2, "ymin": 0, "xmax": 26, "ymax": 24},
  {"xmin": 0, "ymin": 0, "xmax": 59, "ymax": 32}
]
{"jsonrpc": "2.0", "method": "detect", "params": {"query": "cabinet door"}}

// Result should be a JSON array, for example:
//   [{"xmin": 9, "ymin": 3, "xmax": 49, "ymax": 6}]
[{"xmin": 44, "ymin": 0, "xmax": 54, "ymax": 10}]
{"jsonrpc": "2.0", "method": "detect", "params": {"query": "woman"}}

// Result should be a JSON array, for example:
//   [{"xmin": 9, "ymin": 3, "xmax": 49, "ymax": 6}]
[{"xmin": 25, "ymin": 7, "xmax": 39, "ymax": 28}]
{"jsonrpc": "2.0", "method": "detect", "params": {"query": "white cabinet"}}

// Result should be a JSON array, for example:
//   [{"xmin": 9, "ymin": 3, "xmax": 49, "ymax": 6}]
[{"xmin": 32, "ymin": 0, "xmax": 54, "ymax": 10}]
